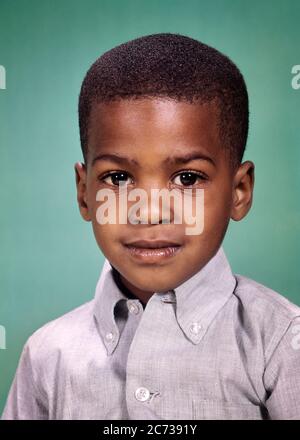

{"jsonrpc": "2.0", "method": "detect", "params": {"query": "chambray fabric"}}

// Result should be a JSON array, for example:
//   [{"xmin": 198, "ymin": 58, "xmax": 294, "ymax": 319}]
[{"xmin": 2, "ymin": 245, "xmax": 300, "ymax": 420}]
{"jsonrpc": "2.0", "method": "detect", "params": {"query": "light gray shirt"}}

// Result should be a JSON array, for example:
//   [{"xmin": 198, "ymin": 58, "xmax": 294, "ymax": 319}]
[{"xmin": 2, "ymin": 245, "xmax": 300, "ymax": 420}]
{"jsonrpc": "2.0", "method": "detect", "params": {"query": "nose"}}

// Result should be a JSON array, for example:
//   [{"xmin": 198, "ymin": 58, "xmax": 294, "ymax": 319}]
[{"xmin": 127, "ymin": 182, "xmax": 178, "ymax": 225}]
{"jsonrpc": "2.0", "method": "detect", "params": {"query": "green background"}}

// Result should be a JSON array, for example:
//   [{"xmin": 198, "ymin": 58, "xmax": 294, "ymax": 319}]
[{"xmin": 0, "ymin": 0, "xmax": 299, "ymax": 415}]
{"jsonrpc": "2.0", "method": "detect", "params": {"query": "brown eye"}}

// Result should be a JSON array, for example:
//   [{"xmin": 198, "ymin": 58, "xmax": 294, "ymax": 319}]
[
  {"xmin": 173, "ymin": 171, "xmax": 206, "ymax": 187},
  {"xmin": 101, "ymin": 172, "xmax": 133, "ymax": 186}
]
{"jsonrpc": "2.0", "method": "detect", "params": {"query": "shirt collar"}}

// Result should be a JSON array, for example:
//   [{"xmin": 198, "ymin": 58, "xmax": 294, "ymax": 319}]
[
  {"xmin": 93, "ymin": 245, "xmax": 237, "ymax": 355},
  {"xmin": 93, "ymin": 258, "xmax": 128, "ymax": 356},
  {"xmin": 172, "ymin": 245, "xmax": 237, "ymax": 344}
]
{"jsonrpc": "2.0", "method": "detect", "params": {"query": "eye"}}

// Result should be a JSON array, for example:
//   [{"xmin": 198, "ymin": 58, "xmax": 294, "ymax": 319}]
[
  {"xmin": 100, "ymin": 171, "xmax": 133, "ymax": 187},
  {"xmin": 172, "ymin": 170, "xmax": 207, "ymax": 187}
]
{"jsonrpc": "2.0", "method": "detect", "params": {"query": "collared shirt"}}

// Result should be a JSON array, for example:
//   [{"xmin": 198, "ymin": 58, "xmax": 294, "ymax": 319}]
[{"xmin": 2, "ymin": 245, "xmax": 300, "ymax": 420}]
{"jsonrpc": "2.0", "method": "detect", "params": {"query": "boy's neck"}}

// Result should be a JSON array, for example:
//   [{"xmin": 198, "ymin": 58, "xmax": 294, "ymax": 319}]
[{"xmin": 111, "ymin": 266, "xmax": 152, "ymax": 308}]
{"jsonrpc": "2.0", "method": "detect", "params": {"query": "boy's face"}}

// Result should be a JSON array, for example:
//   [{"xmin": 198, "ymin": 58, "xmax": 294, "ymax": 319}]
[{"xmin": 75, "ymin": 98, "xmax": 254, "ymax": 303}]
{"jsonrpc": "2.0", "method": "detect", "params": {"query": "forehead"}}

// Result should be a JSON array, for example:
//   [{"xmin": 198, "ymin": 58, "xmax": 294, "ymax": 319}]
[{"xmin": 88, "ymin": 98, "xmax": 222, "ymax": 163}]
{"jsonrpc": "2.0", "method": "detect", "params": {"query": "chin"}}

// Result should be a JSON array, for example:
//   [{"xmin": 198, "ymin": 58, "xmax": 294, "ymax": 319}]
[{"xmin": 134, "ymin": 279, "xmax": 174, "ymax": 293}]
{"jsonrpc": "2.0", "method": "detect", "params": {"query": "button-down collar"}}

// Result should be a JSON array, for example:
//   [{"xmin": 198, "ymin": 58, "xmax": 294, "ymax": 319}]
[
  {"xmin": 173, "ymin": 245, "xmax": 237, "ymax": 344},
  {"xmin": 93, "ymin": 245, "xmax": 237, "ymax": 355},
  {"xmin": 93, "ymin": 259, "xmax": 128, "ymax": 355}
]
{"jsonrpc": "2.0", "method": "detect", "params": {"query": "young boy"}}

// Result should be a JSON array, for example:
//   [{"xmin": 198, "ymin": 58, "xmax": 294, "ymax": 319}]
[{"xmin": 2, "ymin": 33, "xmax": 300, "ymax": 420}]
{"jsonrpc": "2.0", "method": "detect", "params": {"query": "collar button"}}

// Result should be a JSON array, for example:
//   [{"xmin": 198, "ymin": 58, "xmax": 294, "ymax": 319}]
[
  {"xmin": 160, "ymin": 290, "xmax": 176, "ymax": 303},
  {"xmin": 189, "ymin": 322, "xmax": 202, "ymax": 335},
  {"xmin": 127, "ymin": 301, "xmax": 140, "ymax": 314},
  {"xmin": 105, "ymin": 331, "xmax": 115, "ymax": 342}
]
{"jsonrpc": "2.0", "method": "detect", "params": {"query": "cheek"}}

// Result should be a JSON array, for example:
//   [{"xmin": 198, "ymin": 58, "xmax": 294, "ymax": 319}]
[
  {"xmin": 199, "ymin": 188, "xmax": 232, "ymax": 238},
  {"xmin": 90, "ymin": 189, "xmax": 130, "ymax": 224},
  {"xmin": 204, "ymin": 185, "xmax": 232, "ymax": 216},
  {"xmin": 91, "ymin": 222, "xmax": 121, "ymax": 253}
]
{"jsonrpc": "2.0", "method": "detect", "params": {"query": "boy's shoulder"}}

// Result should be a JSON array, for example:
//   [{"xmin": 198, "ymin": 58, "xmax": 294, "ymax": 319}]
[
  {"xmin": 232, "ymin": 273, "xmax": 300, "ymax": 353},
  {"xmin": 24, "ymin": 299, "xmax": 96, "ymax": 359},
  {"xmin": 231, "ymin": 273, "xmax": 300, "ymax": 367},
  {"xmin": 233, "ymin": 273, "xmax": 300, "ymax": 321}
]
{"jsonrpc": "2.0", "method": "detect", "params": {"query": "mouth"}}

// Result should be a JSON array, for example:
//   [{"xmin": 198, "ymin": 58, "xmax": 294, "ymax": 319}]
[{"xmin": 123, "ymin": 239, "xmax": 183, "ymax": 263}]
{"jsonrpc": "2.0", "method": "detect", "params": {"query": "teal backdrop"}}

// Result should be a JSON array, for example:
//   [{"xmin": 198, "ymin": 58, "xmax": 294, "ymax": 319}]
[{"xmin": 0, "ymin": 0, "xmax": 299, "ymax": 414}]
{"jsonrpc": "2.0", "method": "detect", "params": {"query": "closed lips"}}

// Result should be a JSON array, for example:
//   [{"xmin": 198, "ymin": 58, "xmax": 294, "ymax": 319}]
[{"xmin": 125, "ymin": 240, "xmax": 181, "ymax": 249}]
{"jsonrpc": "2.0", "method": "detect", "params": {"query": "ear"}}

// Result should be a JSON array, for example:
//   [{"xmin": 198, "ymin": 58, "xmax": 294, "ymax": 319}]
[
  {"xmin": 230, "ymin": 160, "xmax": 255, "ymax": 221},
  {"xmin": 74, "ymin": 162, "xmax": 91, "ymax": 222}
]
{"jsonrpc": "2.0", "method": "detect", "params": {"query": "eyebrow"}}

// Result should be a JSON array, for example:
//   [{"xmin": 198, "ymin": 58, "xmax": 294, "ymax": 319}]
[
  {"xmin": 167, "ymin": 151, "xmax": 215, "ymax": 166},
  {"xmin": 91, "ymin": 151, "xmax": 215, "ymax": 167},
  {"xmin": 91, "ymin": 153, "xmax": 139, "ymax": 167}
]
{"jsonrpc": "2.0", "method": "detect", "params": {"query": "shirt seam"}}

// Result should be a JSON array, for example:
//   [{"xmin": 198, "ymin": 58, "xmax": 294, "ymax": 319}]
[
  {"xmin": 24, "ymin": 340, "xmax": 49, "ymax": 407},
  {"xmin": 234, "ymin": 274, "xmax": 300, "ymax": 321},
  {"xmin": 263, "ymin": 316, "xmax": 300, "ymax": 379}
]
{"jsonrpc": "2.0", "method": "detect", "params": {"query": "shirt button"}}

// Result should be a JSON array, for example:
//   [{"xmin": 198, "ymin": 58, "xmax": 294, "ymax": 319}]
[
  {"xmin": 127, "ymin": 301, "xmax": 140, "ymax": 314},
  {"xmin": 189, "ymin": 322, "xmax": 202, "ymax": 335},
  {"xmin": 105, "ymin": 332, "xmax": 114, "ymax": 342},
  {"xmin": 160, "ymin": 290, "xmax": 176, "ymax": 303},
  {"xmin": 135, "ymin": 387, "xmax": 150, "ymax": 402}
]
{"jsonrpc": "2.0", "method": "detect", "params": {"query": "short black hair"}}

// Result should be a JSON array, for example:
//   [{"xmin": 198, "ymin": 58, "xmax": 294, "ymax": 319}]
[{"xmin": 78, "ymin": 33, "xmax": 249, "ymax": 169}]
